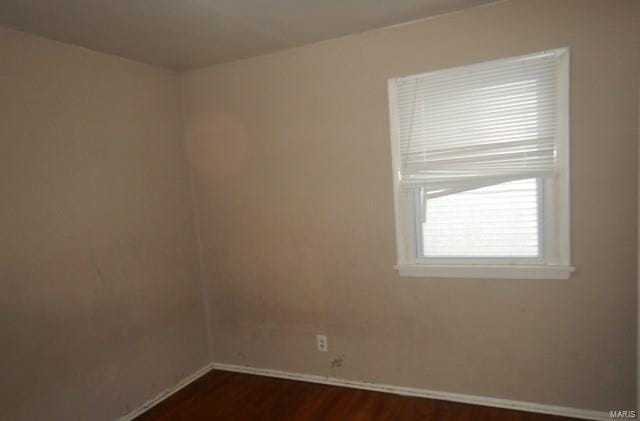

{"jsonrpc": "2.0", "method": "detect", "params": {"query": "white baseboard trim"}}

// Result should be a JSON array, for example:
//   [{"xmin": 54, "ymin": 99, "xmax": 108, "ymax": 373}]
[
  {"xmin": 117, "ymin": 363, "xmax": 215, "ymax": 421},
  {"xmin": 211, "ymin": 362, "xmax": 610, "ymax": 421},
  {"xmin": 118, "ymin": 361, "xmax": 610, "ymax": 421}
]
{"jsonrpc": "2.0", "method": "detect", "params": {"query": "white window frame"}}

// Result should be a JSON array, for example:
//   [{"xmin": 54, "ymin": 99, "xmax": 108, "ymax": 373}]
[{"xmin": 387, "ymin": 48, "xmax": 574, "ymax": 279}]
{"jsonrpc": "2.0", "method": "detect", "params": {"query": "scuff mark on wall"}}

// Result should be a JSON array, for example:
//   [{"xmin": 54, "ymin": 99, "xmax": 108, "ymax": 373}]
[
  {"xmin": 330, "ymin": 356, "xmax": 344, "ymax": 369},
  {"xmin": 95, "ymin": 265, "xmax": 105, "ymax": 284}
]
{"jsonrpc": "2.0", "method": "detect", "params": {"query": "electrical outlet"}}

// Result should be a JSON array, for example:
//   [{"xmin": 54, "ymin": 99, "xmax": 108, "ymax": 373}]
[{"xmin": 316, "ymin": 334, "xmax": 328, "ymax": 352}]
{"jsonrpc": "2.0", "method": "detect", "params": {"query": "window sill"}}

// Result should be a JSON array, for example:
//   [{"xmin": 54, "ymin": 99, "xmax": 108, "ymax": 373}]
[{"xmin": 395, "ymin": 264, "xmax": 575, "ymax": 279}]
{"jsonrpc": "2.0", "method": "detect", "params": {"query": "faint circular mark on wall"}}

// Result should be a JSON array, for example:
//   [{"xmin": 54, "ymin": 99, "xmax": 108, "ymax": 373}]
[{"xmin": 187, "ymin": 107, "xmax": 249, "ymax": 177}]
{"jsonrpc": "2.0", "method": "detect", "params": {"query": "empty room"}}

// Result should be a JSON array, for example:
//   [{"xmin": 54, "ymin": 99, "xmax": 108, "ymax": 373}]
[{"xmin": 1, "ymin": 0, "xmax": 639, "ymax": 420}]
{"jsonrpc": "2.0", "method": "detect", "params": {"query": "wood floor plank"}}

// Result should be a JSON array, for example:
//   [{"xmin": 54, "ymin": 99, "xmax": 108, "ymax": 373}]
[{"xmin": 135, "ymin": 370, "xmax": 580, "ymax": 421}]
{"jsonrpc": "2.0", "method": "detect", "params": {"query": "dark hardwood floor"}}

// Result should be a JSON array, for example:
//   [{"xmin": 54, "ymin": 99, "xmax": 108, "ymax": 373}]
[{"xmin": 136, "ymin": 370, "xmax": 579, "ymax": 421}]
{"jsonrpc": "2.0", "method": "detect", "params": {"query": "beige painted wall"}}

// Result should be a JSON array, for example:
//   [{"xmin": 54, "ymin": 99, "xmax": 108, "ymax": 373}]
[
  {"xmin": 0, "ymin": 28, "xmax": 209, "ymax": 420},
  {"xmin": 181, "ymin": 0, "xmax": 640, "ymax": 411}
]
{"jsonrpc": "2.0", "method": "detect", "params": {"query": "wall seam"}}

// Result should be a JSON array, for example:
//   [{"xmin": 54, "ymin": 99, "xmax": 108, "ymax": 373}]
[{"xmin": 177, "ymin": 74, "xmax": 215, "ymax": 361}]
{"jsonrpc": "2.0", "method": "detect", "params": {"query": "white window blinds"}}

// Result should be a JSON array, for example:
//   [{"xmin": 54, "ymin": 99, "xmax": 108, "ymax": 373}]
[
  {"xmin": 420, "ymin": 178, "xmax": 540, "ymax": 258},
  {"xmin": 393, "ymin": 50, "xmax": 561, "ymax": 199}
]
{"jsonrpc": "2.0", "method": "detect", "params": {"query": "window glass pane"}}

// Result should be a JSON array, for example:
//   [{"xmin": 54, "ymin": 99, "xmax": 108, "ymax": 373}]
[{"xmin": 421, "ymin": 178, "xmax": 540, "ymax": 258}]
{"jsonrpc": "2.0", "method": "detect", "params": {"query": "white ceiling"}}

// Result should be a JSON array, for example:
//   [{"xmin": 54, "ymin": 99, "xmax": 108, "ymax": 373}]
[{"xmin": 0, "ymin": 0, "xmax": 498, "ymax": 70}]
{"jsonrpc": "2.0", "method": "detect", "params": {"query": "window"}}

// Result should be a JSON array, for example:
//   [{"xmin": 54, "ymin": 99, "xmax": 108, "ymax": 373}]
[{"xmin": 388, "ymin": 49, "xmax": 573, "ymax": 279}]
